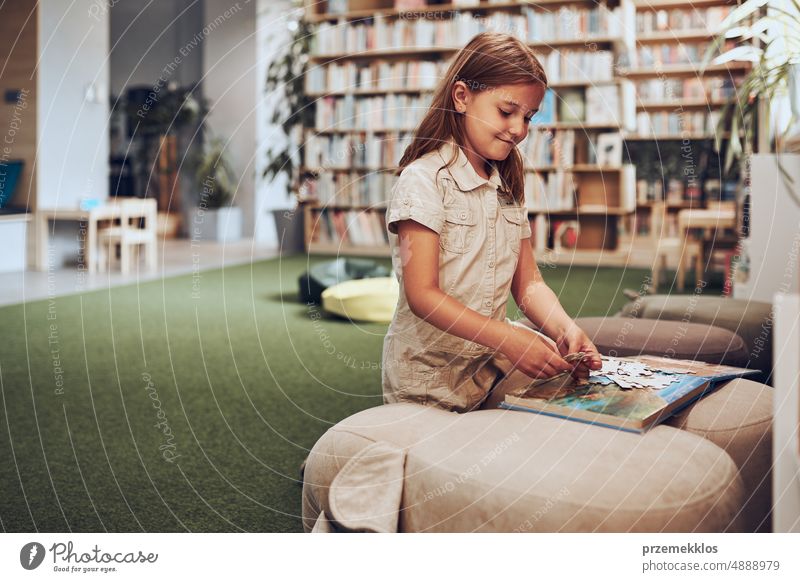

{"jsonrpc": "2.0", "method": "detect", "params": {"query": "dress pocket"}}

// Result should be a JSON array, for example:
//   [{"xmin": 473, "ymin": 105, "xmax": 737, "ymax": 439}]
[
  {"xmin": 501, "ymin": 206, "xmax": 525, "ymax": 255},
  {"xmin": 411, "ymin": 365, "xmax": 453, "ymax": 408},
  {"xmin": 439, "ymin": 207, "xmax": 477, "ymax": 254}
]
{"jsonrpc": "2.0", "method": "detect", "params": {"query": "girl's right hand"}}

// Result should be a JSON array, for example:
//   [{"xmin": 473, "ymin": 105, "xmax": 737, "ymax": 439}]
[{"xmin": 498, "ymin": 324, "xmax": 573, "ymax": 380}]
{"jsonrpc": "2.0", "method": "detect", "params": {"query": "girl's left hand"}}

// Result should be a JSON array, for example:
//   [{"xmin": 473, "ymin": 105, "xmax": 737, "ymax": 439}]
[{"xmin": 555, "ymin": 324, "xmax": 602, "ymax": 379}]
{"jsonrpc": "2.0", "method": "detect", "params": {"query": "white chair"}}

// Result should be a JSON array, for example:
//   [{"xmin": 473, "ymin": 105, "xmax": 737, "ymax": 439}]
[{"xmin": 97, "ymin": 198, "xmax": 157, "ymax": 274}]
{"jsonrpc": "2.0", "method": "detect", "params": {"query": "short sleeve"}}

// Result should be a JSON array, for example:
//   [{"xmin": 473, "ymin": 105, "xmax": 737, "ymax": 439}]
[
  {"xmin": 520, "ymin": 212, "xmax": 532, "ymax": 239},
  {"xmin": 386, "ymin": 165, "xmax": 444, "ymax": 235}
]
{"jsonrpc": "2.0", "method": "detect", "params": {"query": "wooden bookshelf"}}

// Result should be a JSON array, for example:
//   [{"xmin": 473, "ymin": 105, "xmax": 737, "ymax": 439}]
[
  {"xmin": 307, "ymin": 0, "xmax": 623, "ymax": 23},
  {"xmin": 309, "ymin": 46, "xmax": 456, "ymax": 62},
  {"xmin": 623, "ymin": 0, "xmax": 754, "ymax": 275},
  {"xmin": 619, "ymin": 63, "xmax": 751, "ymax": 77},
  {"xmin": 311, "ymin": 38, "xmax": 626, "ymax": 61},
  {"xmin": 632, "ymin": 0, "xmax": 731, "ymax": 9},
  {"xmin": 307, "ymin": 80, "xmax": 629, "ymax": 97},
  {"xmin": 300, "ymin": 0, "xmax": 750, "ymax": 268},
  {"xmin": 636, "ymin": 99, "xmax": 730, "ymax": 110},
  {"xmin": 635, "ymin": 30, "xmax": 715, "ymax": 43},
  {"xmin": 623, "ymin": 133, "xmax": 730, "ymax": 141}
]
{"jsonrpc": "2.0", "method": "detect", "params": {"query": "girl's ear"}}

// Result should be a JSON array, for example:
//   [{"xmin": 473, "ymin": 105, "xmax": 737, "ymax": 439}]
[{"xmin": 452, "ymin": 81, "xmax": 470, "ymax": 114}]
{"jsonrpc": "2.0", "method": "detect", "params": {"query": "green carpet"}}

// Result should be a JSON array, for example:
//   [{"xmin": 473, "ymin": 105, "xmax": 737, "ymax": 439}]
[{"xmin": 0, "ymin": 254, "xmax": 699, "ymax": 532}]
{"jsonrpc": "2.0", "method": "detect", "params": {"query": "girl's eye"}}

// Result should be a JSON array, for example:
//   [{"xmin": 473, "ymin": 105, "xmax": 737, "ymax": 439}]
[{"xmin": 499, "ymin": 109, "xmax": 512, "ymax": 117}]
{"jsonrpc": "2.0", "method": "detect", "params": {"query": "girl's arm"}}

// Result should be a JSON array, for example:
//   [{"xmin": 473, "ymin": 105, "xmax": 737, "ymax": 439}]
[
  {"xmin": 510, "ymin": 238, "xmax": 602, "ymax": 376},
  {"xmin": 397, "ymin": 220, "xmax": 572, "ymax": 379}
]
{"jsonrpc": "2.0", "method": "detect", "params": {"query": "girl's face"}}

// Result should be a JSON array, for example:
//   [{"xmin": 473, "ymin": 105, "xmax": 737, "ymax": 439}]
[{"xmin": 453, "ymin": 81, "xmax": 545, "ymax": 172}]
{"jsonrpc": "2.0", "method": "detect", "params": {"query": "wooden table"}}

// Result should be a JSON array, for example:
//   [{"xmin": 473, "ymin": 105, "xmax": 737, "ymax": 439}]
[
  {"xmin": 676, "ymin": 205, "xmax": 737, "ymax": 291},
  {"xmin": 36, "ymin": 199, "xmax": 156, "ymax": 272}
]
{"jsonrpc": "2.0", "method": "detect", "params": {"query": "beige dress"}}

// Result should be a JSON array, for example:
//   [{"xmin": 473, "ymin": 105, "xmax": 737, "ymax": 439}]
[{"xmin": 382, "ymin": 140, "xmax": 533, "ymax": 413}]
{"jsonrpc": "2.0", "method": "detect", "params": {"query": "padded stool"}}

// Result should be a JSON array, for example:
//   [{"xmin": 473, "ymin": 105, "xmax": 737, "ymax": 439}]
[
  {"xmin": 302, "ymin": 402, "xmax": 749, "ymax": 533},
  {"xmin": 487, "ymin": 316, "xmax": 771, "ymax": 532}
]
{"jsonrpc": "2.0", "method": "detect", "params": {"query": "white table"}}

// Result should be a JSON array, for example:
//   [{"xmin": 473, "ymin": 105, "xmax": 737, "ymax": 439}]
[{"xmin": 36, "ymin": 199, "xmax": 156, "ymax": 272}]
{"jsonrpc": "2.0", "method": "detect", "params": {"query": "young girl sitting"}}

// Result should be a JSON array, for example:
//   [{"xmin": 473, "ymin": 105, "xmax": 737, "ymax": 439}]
[{"xmin": 382, "ymin": 32, "xmax": 602, "ymax": 413}]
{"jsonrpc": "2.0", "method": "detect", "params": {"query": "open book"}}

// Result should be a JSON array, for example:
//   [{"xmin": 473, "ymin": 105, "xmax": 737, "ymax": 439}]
[{"xmin": 499, "ymin": 355, "xmax": 759, "ymax": 434}]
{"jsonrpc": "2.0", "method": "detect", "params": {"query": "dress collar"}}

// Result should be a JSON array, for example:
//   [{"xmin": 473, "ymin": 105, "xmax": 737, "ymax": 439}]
[{"xmin": 435, "ymin": 139, "xmax": 503, "ymax": 192}]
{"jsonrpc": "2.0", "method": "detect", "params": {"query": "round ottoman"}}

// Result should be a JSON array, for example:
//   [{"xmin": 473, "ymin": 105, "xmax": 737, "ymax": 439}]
[
  {"xmin": 486, "ymin": 317, "xmax": 772, "ymax": 532},
  {"xmin": 302, "ymin": 403, "xmax": 747, "ymax": 533},
  {"xmin": 665, "ymin": 378, "xmax": 773, "ymax": 533},
  {"xmin": 569, "ymin": 316, "xmax": 770, "ymax": 532}
]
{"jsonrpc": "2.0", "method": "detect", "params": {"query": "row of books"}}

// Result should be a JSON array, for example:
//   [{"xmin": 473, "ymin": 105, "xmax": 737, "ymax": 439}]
[
  {"xmin": 306, "ymin": 60, "xmax": 446, "ymax": 94},
  {"xmin": 540, "ymin": 49, "xmax": 615, "ymax": 83},
  {"xmin": 525, "ymin": 171, "xmax": 578, "ymax": 212},
  {"xmin": 636, "ymin": 41, "xmax": 736, "ymax": 68},
  {"xmin": 305, "ymin": 127, "xmax": 629, "ymax": 174},
  {"xmin": 304, "ymin": 132, "xmax": 414, "ymax": 169},
  {"xmin": 312, "ymin": 11, "xmax": 624, "ymax": 62},
  {"xmin": 636, "ymin": 42, "xmax": 703, "ymax": 67},
  {"xmin": 521, "ymin": 129, "xmax": 577, "ymax": 168},
  {"xmin": 636, "ymin": 7, "xmax": 732, "ymax": 34},
  {"xmin": 635, "ymin": 177, "xmax": 738, "ymax": 206},
  {"xmin": 303, "ymin": 167, "xmax": 635, "ymax": 218},
  {"xmin": 636, "ymin": 77, "xmax": 740, "ymax": 103},
  {"xmin": 636, "ymin": 110, "xmax": 722, "ymax": 136},
  {"xmin": 524, "ymin": 117, "xmax": 630, "ymax": 167},
  {"xmin": 312, "ymin": 13, "xmax": 511, "ymax": 55},
  {"xmin": 302, "ymin": 161, "xmax": 635, "ymax": 210},
  {"xmin": 312, "ymin": 72, "xmax": 625, "ymax": 135},
  {"xmin": 300, "ymin": 171, "xmax": 399, "ymax": 208},
  {"xmin": 520, "ymin": 5, "xmax": 626, "ymax": 42},
  {"xmin": 314, "ymin": 94, "xmax": 432, "ymax": 130},
  {"xmin": 537, "ymin": 83, "xmax": 634, "ymax": 126},
  {"xmin": 319, "ymin": 3, "xmax": 627, "ymax": 40},
  {"xmin": 636, "ymin": 178, "xmax": 703, "ymax": 205},
  {"xmin": 310, "ymin": 208, "xmax": 390, "ymax": 247}
]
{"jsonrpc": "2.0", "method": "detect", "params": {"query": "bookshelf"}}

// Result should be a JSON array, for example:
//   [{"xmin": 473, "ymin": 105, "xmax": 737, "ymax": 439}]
[
  {"xmin": 299, "ymin": 0, "xmax": 751, "ymax": 267},
  {"xmin": 619, "ymin": 0, "xmax": 754, "ymax": 263}
]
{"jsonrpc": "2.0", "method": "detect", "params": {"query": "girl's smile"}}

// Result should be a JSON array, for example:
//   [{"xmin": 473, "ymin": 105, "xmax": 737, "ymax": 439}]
[{"xmin": 452, "ymin": 82, "xmax": 546, "ymax": 178}]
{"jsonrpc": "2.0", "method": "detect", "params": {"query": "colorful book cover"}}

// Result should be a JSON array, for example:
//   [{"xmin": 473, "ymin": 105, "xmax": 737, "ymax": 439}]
[
  {"xmin": 500, "ymin": 355, "xmax": 759, "ymax": 433},
  {"xmin": 532, "ymin": 89, "xmax": 556, "ymax": 126}
]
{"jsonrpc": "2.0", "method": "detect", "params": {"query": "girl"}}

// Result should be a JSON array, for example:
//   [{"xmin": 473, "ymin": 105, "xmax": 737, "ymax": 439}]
[{"xmin": 382, "ymin": 32, "xmax": 602, "ymax": 413}]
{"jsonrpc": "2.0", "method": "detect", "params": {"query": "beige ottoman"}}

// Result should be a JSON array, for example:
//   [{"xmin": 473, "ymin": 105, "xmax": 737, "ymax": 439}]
[
  {"xmin": 508, "ymin": 316, "xmax": 772, "ymax": 532},
  {"xmin": 302, "ymin": 402, "xmax": 753, "ymax": 533},
  {"xmin": 482, "ymin": 370, "xmax": 772, "ymax": 533}
]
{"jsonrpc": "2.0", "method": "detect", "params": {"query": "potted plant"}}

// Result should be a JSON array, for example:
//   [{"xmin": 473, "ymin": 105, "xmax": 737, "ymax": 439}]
[
  {"xmin": 707, "ymin": 0, "xmax": 800, "ymax": 299},
  {"xmin": 190, "ymin": 137, "xmax": 242, "ymax": 242},
  {"xmin": 122, "ymin": 83, "xmax": 207, "ymax": 238},
  {"xmin": 263, "ymin": 3, "xmax": 315, "ymax": 252},
  {"xmin": 706, "ymin": 0, "xmax": 800, "ymax": 173}
]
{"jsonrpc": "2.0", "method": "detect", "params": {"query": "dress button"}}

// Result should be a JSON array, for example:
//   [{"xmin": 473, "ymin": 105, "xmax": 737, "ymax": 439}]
[
  {"xmin": 402, "ymin": 199, "xmax": 411, "ymax": 206},
  {"xmin": 488, "ymin": 260, "xmax": 495, "ymax": 268},
  {"xmin": 484, "ymin": 299, "xmax": 491, "ymax": 307},
  {"xmin": 459, "ymin": 211, "xmax": 467, "ymax": 220}
]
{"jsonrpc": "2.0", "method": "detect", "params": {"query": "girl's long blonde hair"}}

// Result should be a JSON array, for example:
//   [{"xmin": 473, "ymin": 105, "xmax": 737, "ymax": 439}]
[{"xmin": 398, "ymin": 32, "xmax": 548, "ymax": 205}]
